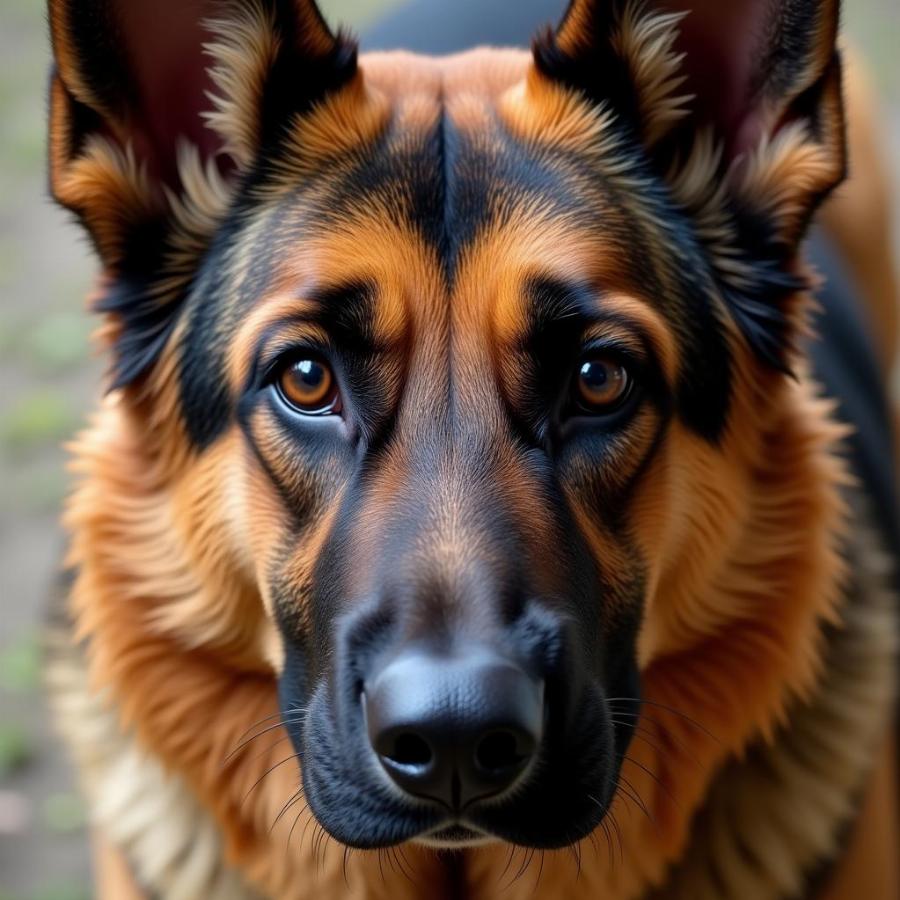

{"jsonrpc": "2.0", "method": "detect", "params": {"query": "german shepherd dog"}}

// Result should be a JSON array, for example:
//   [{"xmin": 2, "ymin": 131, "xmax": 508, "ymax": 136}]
[{"xmin": 45, "ymin": 0, "xmax": 899, "ymax": 897}]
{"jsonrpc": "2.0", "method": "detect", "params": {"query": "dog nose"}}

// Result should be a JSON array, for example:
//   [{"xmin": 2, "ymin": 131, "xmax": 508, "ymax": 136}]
[{"xmin": 364, "ymin": 648, "xmax": 544, "ymax": 811}]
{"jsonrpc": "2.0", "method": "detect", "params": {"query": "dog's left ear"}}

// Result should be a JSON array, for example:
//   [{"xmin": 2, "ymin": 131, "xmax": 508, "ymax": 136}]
[
  {"xmin": 534, "ymin": 1, "xmax": 846, "ymax": 364},
  {"xmin": 535, "ymin": 0, "xmax": 845, "ymax": 248}
]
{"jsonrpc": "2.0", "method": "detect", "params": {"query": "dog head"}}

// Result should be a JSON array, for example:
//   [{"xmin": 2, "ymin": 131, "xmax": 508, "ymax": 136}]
[{"xmin": 50, "ymin": 0, "xmax": 845, "ymax": 853}]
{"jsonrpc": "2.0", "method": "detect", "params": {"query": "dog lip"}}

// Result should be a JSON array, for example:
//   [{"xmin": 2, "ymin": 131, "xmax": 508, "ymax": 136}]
[{"xmin": 415, "ymin": 824, "xmax": 494, "ymax": 849}]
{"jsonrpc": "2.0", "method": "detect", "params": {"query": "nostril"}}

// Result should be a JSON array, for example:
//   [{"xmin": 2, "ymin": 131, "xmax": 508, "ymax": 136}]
[
  {"xmin": 365, "ymin": 650, "xmax": 544, "ymax": 807},
  {"xmin": 383, "ymin": 731, "xmax": 433, "ymax": 770},
  {"xmin": 474, "ymin": 729, "xmax": 530, "ymax": 776}
]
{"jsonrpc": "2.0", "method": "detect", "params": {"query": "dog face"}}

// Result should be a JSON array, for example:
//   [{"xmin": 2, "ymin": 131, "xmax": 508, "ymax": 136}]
[{"xmin": 49, "ymin": 0, "xmax": 844, "ymax": 853}]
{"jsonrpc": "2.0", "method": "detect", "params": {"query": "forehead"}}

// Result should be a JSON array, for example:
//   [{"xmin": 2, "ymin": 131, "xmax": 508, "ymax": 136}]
[
  {"xmin": 178, "ymin": 48, "xmax": 733, "ymax": 444},
  {"xmin": 260, "ymin": 51, "xmax": 686, "ymax": 293}
]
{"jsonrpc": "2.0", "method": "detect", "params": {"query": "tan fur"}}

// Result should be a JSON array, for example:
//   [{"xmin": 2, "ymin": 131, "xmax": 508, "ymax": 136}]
[
  {"xmin": 645, "ymin": 504, "xmax": 898, "ymax": 900},
  {"xmin": 610, "ymin": 1, "xmax": 692, "ymax": 146},
  {"xmin": 45, "ymin": 3, "xmax": 898, "ymax": 898},
  {"xmin": 464, "ymin": 372, "xmax": 853, "ymax": 900}
]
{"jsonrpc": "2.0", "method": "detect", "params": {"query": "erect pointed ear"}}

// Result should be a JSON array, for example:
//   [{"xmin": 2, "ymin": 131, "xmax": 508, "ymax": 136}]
[
  {"xmin": 47, "ymin": 0, "xmax": 357, "ymax": 386},
  {"xmin": 534, "ymin": 0, "xmax": 846, "ymax": 367},
  {"xmin": 48, "ymin": 0, "xmax": 357, "ymax": 266}
]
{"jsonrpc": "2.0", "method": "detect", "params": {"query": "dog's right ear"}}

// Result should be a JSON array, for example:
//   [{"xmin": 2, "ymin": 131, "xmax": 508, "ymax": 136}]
[{"xmin": 48, "ymin": 0, "xmax": 357, "ymax": 267}]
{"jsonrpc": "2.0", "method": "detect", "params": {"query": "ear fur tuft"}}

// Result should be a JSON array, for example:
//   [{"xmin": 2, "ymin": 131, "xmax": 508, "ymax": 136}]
[{"xmin": 533, "ymin": 0, "xmax": 846, "ymax": 370}]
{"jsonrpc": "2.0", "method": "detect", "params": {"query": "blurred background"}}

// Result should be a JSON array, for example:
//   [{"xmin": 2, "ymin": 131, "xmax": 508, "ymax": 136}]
[{"xmin": 0, "ymin": 0, "xmax": 897, "ymax": 897}]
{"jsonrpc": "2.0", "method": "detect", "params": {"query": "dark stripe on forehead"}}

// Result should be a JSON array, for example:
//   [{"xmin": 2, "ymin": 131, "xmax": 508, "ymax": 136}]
[
  {"xmin": 175, "ymin": 107, "xmax": 584, "ymax": 447},
  {"xmin": 302, "ymin": 106, "xmax": 650, "ymax": 276}
]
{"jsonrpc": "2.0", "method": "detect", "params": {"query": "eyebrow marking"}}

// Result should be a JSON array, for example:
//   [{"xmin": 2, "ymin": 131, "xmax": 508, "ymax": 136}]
[
  {"xmin": 230, "ymin": 281, "xmax": 380, "ymax": 389},
  {"xmin": 304, "ymin": 281, "xmax": 380, "ymax": 350},
  {"xmin": 524, "ymin": 277, "xmax": 682, "ymax": 383}
]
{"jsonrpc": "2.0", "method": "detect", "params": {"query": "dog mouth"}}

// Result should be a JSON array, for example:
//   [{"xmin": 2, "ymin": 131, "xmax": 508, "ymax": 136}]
[
  {"xmin": 416, "ymin": 824, "xmax": 494, "ymax": 848},
  {"xmin": 293, "ymin": 674, "xmax": 636, "ymax": 851},
  {"xmin": 282, "ymin": 600, "xmax": 642, "ymax": 851}
]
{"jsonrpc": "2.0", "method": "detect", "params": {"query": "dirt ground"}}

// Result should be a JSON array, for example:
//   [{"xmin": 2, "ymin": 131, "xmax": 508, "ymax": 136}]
[{"xmin": 0, "ymin": 1, "xmax": 897, "ymax": 897}]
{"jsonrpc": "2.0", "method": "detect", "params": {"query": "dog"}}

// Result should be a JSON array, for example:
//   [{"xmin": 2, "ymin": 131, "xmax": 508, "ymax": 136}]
[{"xmin": 44, "ymin": 0, "xmax": 899, "ymax": 897}]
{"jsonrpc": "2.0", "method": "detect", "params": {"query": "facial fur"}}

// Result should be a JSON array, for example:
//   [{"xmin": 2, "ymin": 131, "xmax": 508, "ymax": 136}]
[{"xmin": 50, "ymin": 1, "xmax": 850, "ymax": 897}]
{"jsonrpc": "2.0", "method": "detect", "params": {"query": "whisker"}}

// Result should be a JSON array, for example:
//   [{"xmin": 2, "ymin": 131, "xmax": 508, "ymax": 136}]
[
  {"xmin": 607, "ymin": 811, "xmax": 625, "ymax": 866},
  {"xmin": 223, "ymin": 712, "xmax": 306, "ymax": 766},
  {"xmin": 610, "ymin": 720, "xmax": 669, "ymax": 762},
  {"xmin": 611, "ymin": 717, "xmax": 705, "ymax": 771},
  {"xmin": 534, "ymin": 848, "xmax": 547, "ymax": 893},
  {"xmin": 391, "ymin": 847, "xmax": 415, "ymax": 885},
  {"xmin": 607, "ymin": 698, "xmax": 719, "ymax": 742},
  {"xmin": 223, "ymin": 718, "xmax": 287, "ymax": 766},
  {"xmin": 271, "ymin": 787, "xmax": 306, "ymax": 833},
  {"xmin": 239, "ymin": 754, "xmax": 300, "ymax": 807},
  {"xmin": 514, "ymin": 847, "xmax": 535, "ymax": 885},
  {"xmin": 396, "ymin": 846, "xmax": 418, "ymax": 885},
  {"xmin": 316, "ymin": 825, "xmax": 333, "ymax": 873},
  {"xmin": 230, "ymin": 704, "xmax": 306, "ymax": 744},
  {"xmin": 622, "ymin": 755, "xmax": 682, "ymax": 811},
  {"xmin": 311, "ymin": 823, "xmax": 325, "ymax": 871},
  {"xmin": 506, "ymin": 846, "xmax": 527, "ymax": 888},
  {"xmin": 584, "ymin": 791, "xmax": 623, "ymax": 866},
  {"xmin": 588, "ymin": 795, "xmax": 624, "ymax": 868},
  {"xmin": 502, "ymin": 846, "xmax": 527, "ymax": 889},
  {"xmin": 615, "ymin": 776, "xmax": 659, "ymax": 835},
  {"xmin": 299, "ymin": 803, "xmax": 318, "ymax": 852},
  {"xmin": 231, "ymin": 710, "xmax": 289, "ymax": 744},
  {"xmin": 610, "ymin": 709, "xmax": 684, "ymax": 740},
  {"xmin": 599, "ymin": 820, "xmax": 614, "ymax": 869},
  {"xmin": 244, "ymin": 733, "xmax": 294, "ymax": 776},
  {"xmin": 498, "ymin": 843, "xmax": 518, "ymax": 884},
  {"xmin": 287, "ymin": 803, "xmax": 308, "ymax": 852},
  {"xmin": 610, "ymin": 711, "xmax": 710, "ymax": 767},
  {"xmin": 567, "ymin": 841, "xmax": 581, "ymax": 882},
  {"xmin": 617, "ymin": 774, "xmax": 654, "ymax": 823}
]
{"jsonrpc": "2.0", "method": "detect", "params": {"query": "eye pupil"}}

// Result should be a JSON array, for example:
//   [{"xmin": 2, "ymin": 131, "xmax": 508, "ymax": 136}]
[
  {"xmin": 295, "ymin": 359, "xmax": 323, "ymax": 388},
  {"xmin": 277, "ymin": 357, "xmax": 338, "ymax": 413},
  {"xmin": 580, "ymin": 360, "xmax": 609, "ymax": 390},
  {"xmin": 576, "ymin": 357, "xmax": 631, "ymax": 411}
]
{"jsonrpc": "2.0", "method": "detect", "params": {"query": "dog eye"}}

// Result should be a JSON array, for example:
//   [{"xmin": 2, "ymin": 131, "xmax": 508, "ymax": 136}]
[
  {"xmin": 574, "ymin": 356, "xmax": 632, "ymax": 412},
  {"xmin": 276, "ymin": 356, "xmax": 340, "ymax": 415}
]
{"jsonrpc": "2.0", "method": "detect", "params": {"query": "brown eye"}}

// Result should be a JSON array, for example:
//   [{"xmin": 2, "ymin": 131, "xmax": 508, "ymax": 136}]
[
  {"xmin": 575, "ymin": 356, "xmax": 632, "ymax": 412},
  {"xmin": 277, "ymin": 357, "xmax": 339, "ymax": 414}
]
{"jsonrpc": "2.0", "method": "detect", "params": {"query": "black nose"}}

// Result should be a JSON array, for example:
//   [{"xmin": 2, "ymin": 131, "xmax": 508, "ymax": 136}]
[{"xmin": 364, "ymin": 648, "xmax": 544, "ymax": 811}]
